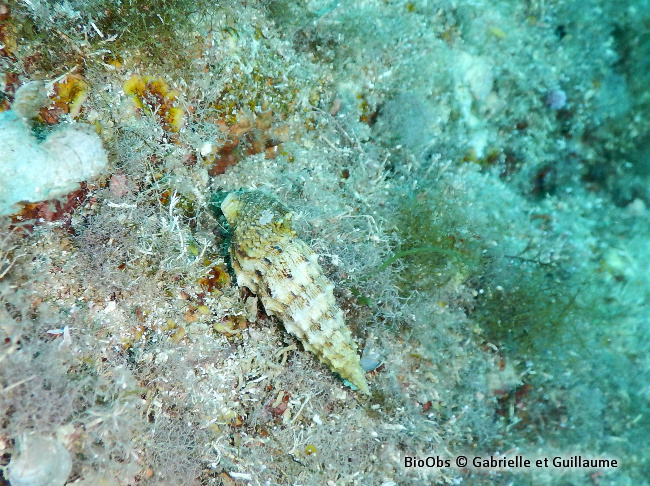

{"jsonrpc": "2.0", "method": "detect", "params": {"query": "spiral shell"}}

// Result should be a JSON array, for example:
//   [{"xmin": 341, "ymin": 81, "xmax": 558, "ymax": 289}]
[{"xmin": 221, "ymin": 190, "xmax": 369, "ymax": 394}]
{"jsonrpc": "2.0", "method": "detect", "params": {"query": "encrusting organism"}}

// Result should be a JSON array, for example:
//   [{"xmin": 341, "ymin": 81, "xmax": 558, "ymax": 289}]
[
  {"xmin": 0, "ymin": 81, "xmax": 107, "ymax": 216},
  {"xmin": 220, "ymin": 190, "xmax": 370, "ymax": 394}
]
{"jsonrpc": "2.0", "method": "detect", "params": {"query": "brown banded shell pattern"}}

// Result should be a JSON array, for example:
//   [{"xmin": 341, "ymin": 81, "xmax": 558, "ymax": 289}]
[{"xmin": 221, "ymin": 190, "xmax": 370, "ymax": 394}]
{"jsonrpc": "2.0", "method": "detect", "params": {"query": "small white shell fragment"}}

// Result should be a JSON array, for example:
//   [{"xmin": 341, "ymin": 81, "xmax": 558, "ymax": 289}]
[
  {"xmin": 228, "ymin": 472, "xmax": 253, "ymax": 481},
  {"xmin": 6, "ymin": 435, "xmax": 72, "ymax": 486},
  {"xmin": 200, "ymin": 142, "xmax": 213, "ymax": 157},
  {"xmin": 221, "ymin": 190, "xmax": 369, "ymax": 394}
]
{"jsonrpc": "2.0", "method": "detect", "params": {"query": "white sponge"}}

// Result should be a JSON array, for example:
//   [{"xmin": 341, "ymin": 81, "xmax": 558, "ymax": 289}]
[{"xmin": 0, "ymin": 110, "xmax": 108, "ymax": 216}]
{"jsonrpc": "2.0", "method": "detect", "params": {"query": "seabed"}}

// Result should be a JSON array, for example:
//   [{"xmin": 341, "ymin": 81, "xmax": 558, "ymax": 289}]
[{"xmin": 1, "ymin": 0, "xmax": 649, "ymax": 484}]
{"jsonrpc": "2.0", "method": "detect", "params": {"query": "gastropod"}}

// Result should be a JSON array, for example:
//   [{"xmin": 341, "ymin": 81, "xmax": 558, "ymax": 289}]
[{"xmin": 220, "ymin": 190, "xmax": 369, "ymax": 394}]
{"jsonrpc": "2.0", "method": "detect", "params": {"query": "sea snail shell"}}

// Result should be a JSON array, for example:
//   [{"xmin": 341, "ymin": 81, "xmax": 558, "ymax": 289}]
[{"xmin": 221, "ymin": 190, "xmax": 370, "ymax": 394}]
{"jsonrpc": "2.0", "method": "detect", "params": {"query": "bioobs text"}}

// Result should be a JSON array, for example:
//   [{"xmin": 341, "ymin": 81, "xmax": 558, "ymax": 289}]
[{"xmin": 404, "ymin": 456, "xmax": 450, "ymax": 468}]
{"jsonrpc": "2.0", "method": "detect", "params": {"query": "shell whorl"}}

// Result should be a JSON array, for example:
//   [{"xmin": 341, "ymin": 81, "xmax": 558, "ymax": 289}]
[{"xmin": 221, "ymin": 190, "xmax": 369, "ymax": 394}]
